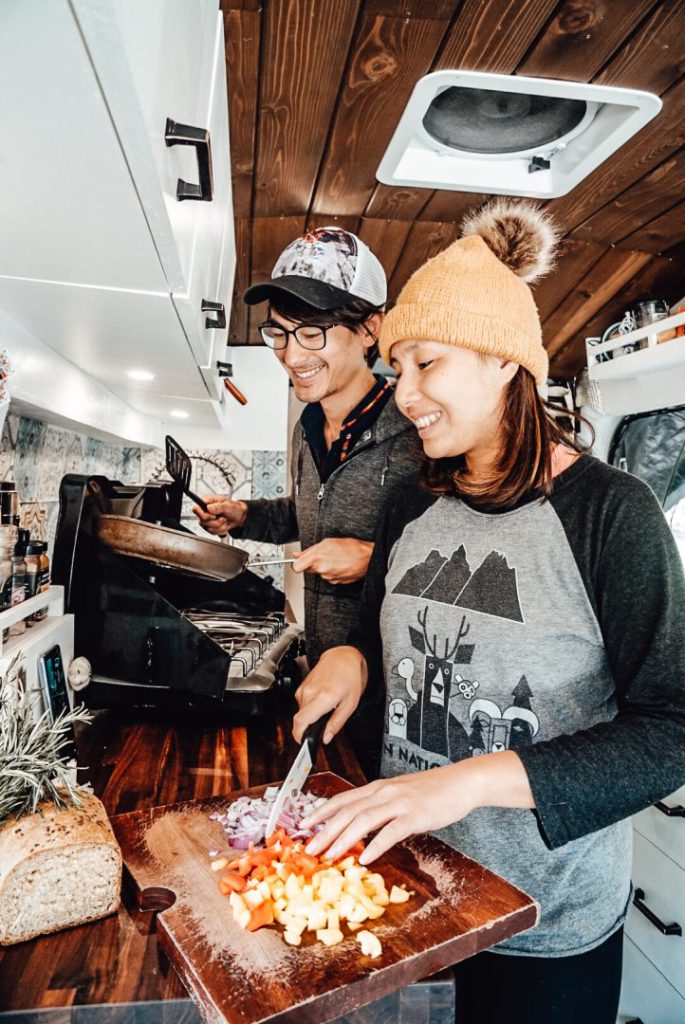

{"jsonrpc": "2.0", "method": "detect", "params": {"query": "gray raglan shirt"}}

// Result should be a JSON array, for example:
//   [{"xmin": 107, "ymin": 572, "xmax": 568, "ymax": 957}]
[{"xmin": 349, "ymin": 455, "xmax": 685, "ymax": 956}]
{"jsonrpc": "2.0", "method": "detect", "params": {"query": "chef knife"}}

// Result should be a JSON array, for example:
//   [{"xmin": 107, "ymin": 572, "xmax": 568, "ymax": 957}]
[{"xmin": 264, "ymin": 712, "xmax": 331, "ymax": 839}]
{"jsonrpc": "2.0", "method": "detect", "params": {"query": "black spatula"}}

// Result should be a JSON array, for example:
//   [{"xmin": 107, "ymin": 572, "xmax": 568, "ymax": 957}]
[{"xmin": 165, "ymin": 435, "xmax": 209, "ymax": 512}]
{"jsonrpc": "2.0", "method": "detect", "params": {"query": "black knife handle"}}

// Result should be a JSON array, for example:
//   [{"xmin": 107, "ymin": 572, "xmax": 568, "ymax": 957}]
[{"xmin": 303, "ymin": 711, "xmax": 332, "ymax": 762}]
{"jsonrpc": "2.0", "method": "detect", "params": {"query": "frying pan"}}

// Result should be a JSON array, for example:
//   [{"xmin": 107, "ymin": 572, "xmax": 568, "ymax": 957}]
[{"xmin": 94, "ymin": 515, "xmax": 292, "ymax": 581}]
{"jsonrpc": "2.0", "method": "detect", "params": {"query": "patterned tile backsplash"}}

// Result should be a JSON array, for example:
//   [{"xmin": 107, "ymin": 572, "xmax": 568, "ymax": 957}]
[{"xmin": 0, "ymin": 410, "xmax": 288, "ymax": 588}]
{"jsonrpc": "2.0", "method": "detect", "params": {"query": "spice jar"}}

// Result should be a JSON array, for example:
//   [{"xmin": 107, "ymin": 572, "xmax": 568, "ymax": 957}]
[
  {"xmin": 8, "ymin": 530, "xmax": 29, "ymax": 637},
  {"xmin": 0, "ymin": 525, "xmax": 16, "ymax": 643},
  {"xmin": 26, "ymin": 542, "xmax": 42, "ymax": 620},
  {"xmin": 28, "ymin": 541, "xmax": 50, "ymax": 622}
]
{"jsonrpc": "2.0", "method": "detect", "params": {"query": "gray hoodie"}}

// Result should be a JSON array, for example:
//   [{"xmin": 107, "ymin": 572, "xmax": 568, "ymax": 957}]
[{"xmin": 235, "ymin": 396, "xmax": 421, "ymax": 665}]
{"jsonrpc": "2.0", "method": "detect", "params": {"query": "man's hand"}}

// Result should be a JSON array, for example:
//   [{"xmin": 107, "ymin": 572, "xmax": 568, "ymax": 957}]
[
  {"xmin": 292, "ymin": 646, "xmax": 368, "ymax": 745},
  {"xmin": 192, "ymin": 496, "xmax": 248, "ymax": 537},
  {"xmin": 292, "ymin": 538, "xmax": 373, "ymax": 584}
]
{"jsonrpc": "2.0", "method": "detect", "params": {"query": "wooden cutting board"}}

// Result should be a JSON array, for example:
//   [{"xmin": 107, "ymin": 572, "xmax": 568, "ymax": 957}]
[{"xmin": 111, "ymin": 772, "xmax": 538, "ymax": 1024}]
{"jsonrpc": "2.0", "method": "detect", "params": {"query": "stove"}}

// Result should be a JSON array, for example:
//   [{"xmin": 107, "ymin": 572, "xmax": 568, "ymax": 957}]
[{"xmin": 52, "ymin": 473, "xmax": 303, "ymax": 716}]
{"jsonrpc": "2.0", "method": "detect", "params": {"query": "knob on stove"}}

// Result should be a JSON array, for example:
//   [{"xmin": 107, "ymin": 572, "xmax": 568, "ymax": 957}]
[{"xmin": 68, "ymin": 656, "xmax": 92, "ymax": 691}]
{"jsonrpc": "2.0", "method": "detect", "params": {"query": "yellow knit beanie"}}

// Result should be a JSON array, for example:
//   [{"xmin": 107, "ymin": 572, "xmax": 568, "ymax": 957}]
[{"xmin": 379, "ymin": 200, "xmax": 559, "ymax": 387}]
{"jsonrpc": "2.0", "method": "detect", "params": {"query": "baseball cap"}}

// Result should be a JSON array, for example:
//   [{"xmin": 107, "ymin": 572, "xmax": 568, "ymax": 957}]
[{"xmin": 243, "ymin": 227, "xmax": 387, "ymax": 310}]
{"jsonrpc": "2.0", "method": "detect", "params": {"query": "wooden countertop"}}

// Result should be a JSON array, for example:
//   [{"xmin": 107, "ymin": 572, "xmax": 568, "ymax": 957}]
[
  {"xmin": 0, "ymin": 696, "xmax": 537, "ymax": 1020},
  {"xmin": 0, "ymin": 698, "xmax": 365, "ymax": 1013}
]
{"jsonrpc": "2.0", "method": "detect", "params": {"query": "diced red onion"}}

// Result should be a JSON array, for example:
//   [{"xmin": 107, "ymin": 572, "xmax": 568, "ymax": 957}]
[{"xmin": 210, "ymin": 789, "xmax": 326, "ymax": 848}]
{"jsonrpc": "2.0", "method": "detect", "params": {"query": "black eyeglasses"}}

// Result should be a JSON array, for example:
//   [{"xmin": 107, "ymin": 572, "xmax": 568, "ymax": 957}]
[{"xmin": 258, "ymin": 322, "xmax": 331, "ymax": 351}]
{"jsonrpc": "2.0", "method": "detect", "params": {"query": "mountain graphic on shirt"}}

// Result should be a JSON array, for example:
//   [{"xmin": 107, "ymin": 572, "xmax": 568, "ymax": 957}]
[
  {"xmin": 393, "ymin": 549, "xmax": 447, "ymax": 596},
  {"xmin": 423, "ymin": 545, "xmax": 472, "ymax": 603},
  {"xmin": 393, "ymin": 546, "xmax": 524, "ymax": 622}
]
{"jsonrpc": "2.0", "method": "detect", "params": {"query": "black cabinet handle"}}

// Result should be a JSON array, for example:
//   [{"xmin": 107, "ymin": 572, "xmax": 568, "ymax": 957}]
[
  {"xmin": 633, "ymin": 887, "xmax": 682, "ymax": 936},
  {"xmin": 655, "ymin": 800, "xmax": 685, "ymax": 817},
  {"xmin": 164, "ymin": 118, "xmax": 213, "ymax": 201},
  {"xmin": 201, "ymin": 299, "xmax": 226, "ymax": 330}
]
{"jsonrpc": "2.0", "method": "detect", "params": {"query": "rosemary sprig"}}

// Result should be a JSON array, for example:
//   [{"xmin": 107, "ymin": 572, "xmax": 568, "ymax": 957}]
[{"xmin": 0, "ymin": 654, "xmax": 93, "ymax": 826}]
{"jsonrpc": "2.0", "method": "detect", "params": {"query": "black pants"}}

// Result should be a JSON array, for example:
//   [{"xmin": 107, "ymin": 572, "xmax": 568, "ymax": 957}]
[{"xmin": 453, "ymin": 926, "xmax": 623, "ymax": 1024}]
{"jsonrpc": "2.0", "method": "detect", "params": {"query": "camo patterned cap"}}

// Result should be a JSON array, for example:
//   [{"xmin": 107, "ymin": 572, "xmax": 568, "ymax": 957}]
[{"xmin": 244, "ymin": 227, "xmax": 387, "ymax": 310}]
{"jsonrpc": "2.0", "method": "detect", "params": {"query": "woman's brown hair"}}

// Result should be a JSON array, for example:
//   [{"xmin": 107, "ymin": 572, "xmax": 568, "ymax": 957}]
[{"xmin": 420, "ymin": 366, "xmax": 589, "ymax": 511}]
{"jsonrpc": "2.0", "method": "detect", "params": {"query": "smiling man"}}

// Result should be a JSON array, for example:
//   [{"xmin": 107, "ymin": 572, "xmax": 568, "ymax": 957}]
[{"xmin": 194, "ymin": 229, "xmax": 420, "ymax": 754}]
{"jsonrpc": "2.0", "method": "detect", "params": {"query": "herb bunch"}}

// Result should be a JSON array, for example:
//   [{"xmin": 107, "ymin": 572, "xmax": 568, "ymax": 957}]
[{"xmin": 0, "ymin": 656, "xmax": 92, "ymax": 825}]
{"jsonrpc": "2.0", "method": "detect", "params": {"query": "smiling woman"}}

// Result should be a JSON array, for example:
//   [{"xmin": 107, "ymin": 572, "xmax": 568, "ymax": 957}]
[{"xmin": 292, "ymin": 199, "xmax": 685, "ymax": 1024}]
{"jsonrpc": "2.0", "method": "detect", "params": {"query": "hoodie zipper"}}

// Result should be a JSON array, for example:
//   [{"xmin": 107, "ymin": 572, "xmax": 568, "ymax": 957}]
[{"xmin": 314, "ymin": 430, "xmax": 376, "ymax": 509}]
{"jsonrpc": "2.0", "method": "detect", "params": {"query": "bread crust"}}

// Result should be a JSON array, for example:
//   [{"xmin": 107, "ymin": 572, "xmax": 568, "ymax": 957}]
[{"xmin": 0, "ymin": 791, "xmax": 122, "ymax": 944}]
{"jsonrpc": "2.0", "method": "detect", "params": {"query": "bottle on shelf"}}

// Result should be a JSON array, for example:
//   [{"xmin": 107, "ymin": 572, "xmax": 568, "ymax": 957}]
[{"xmin": 8, "ymin": 528, "xmax": 29, "ymax": 637}]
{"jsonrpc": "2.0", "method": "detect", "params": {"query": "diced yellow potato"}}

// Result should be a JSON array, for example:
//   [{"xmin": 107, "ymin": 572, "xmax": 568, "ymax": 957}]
[
  {"xmin": 302, "ymin": 883, "xmax": 314, "ymax": 901},
  {"xmin": 285, "ymin": 896, "xmax": 310, "ymax": 917},
  {"xmin": 243, "ymin": 888, "xmax": 265, "ymax": 910},
  {"xmin": 347, "ymin": 902, "xmax": 369, "ymax": 924},
  {"xmin": 257, "ymin": 880, "xmax": 272, "ymax": 901},
  {"xmin": 306, "ymin": 904, "xmax": 328, "ymax": 932},
  {"xmin": 344, "ymin": 866, "xmax": 367, "ymax": 885},
  {"xmin": 389, "ymin": 885, "xmax": 410, "ymax": 904},
  {"xmin": 286, "ymin": 915, "xmax": 307, "ymax": 937},
  {"xmin": 370, "ymin": 889, "xmax": 389, "ymax": 907},
  {"xmin": 344, "ymin": 880, "xmax": 367, "ymax": 902},
  {"xmin": 229, "ymin": 892, "xmax": 251, "ymax": 930},
  {"xmin": 283, "ymin": 930, "xmax": 301, "ymax": 946},
  {"xmin": 318, "ymin": 876, "xmax": 344, "ymax": 905},
  {"xmin": 272, "ymin": 881, "xmax": 285, "ymax": 900},
  {"xmin": 359, "ymin": 894, "xmax": 385, "ymax": 920},
  {"xmin": 327, "ymin": 908, "xmax": 340, "ymax": 931},
  {"xmin": 316, "ymin": 927, "xmax": 345, "ymax": 946},
  {"xmin": 357, "ymin": 930, "xmax": 382, "ymax": 958},
  {"xmin": 364, "ymin": 873, "xmax": 386, "ymax": 892},
  {"xmin": 347, "ymin": 921, "xmax": 363, "ymax": 932},
  {"xmin": 334, "ymin": 893, "xmax": 356, "ymax": 920},
  {"xmin": 273, "ymin": 906, "xmax": 286, "ymax": 925},
  {"xmin": 210, "ymin": 857, "xmax": 229, "ymax": 872},
  {"xmin": 336, "ymin": 856, "xmax": 355, "ymax": 870},
  {"xmin": 285, "ymin": 873, "xmax": 303, "ymax": 900}
]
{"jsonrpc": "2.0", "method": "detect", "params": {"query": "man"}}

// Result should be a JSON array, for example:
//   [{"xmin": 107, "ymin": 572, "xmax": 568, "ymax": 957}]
[{"xmin": 195, "ymin": 226, "xmax": 420, "ymax": 682}]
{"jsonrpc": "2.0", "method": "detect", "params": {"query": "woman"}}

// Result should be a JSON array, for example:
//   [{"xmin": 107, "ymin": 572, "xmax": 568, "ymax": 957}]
[{"xmin": 292, "ymin": 200, "xmax": 685, "ymax": 1024}]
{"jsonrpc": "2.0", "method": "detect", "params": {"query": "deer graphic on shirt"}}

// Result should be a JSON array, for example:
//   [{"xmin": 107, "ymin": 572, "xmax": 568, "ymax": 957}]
[{"xmin": 402, "ymin": 606, "xmax": 475, "ymax": 759}]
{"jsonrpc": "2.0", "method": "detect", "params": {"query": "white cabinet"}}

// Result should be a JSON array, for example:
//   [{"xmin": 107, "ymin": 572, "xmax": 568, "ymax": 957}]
[
  {"xmin": 0, "ymin": 0, "xmax": 236, "ymax": 435},
  {"xmin": 618, "ymin": 791, "xmax": 685, "ymax": 1023},
  {"xmin": 0, "ymin": 0, "xmax": 167, "ymax": 292},
  {"xmin": 619, "ymin": 935, "xmax": 685, "ymax": 1024}
]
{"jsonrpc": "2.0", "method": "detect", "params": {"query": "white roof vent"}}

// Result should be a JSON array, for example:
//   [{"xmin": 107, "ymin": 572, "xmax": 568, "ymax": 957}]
[{"xmin": 376, "ymin": 70, "xmax": 661, "ymax": 199}]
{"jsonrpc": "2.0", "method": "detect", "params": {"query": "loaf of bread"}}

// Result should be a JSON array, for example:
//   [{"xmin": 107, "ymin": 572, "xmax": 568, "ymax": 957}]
[{"xmin": 0, "ymin": 790, "xmax": 122, "ymax": 945}]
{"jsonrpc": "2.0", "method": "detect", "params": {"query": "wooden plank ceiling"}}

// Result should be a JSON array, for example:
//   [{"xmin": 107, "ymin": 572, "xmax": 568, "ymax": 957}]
[{"xmin": 221, "ymin": 0, "xmax": 685, "ymax": 380}]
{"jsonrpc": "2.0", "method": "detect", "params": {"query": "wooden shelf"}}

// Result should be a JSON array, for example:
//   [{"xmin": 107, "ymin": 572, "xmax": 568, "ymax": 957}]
[{"xmin": 0, "ymin": 586, "xmax": 65, "ymax": 658}]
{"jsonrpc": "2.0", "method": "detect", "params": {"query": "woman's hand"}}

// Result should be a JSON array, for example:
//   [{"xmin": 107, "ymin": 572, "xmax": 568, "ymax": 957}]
[
  {"xmin": 292, "ymin": 538, "xmax": 373, "ymax": 584},
  {"xmin": 302, "ymin": 751, "xmax": 536, "ymax": 865},
  {"xmin": 302, "ymin": 763, "xmax": 482, "ymax": 864},
  {"xmin": 292, "ymin": 647, "xmax": 368, "ymax": 745},
  {"xmin": 193, "ymin": 496, "xmax": 248, "ymax": 536}
]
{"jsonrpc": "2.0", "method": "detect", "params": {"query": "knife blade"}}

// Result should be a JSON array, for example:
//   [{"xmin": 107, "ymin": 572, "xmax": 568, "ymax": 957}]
[{"xmin": 265, "ymin": 713, "xmax": 331, "ymax": 839}]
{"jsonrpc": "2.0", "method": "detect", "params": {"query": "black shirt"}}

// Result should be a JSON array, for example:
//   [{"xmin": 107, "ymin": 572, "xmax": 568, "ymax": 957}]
[{"xmin": 300, "ymin": 374, "xmax": 393, "ymax": 483}]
